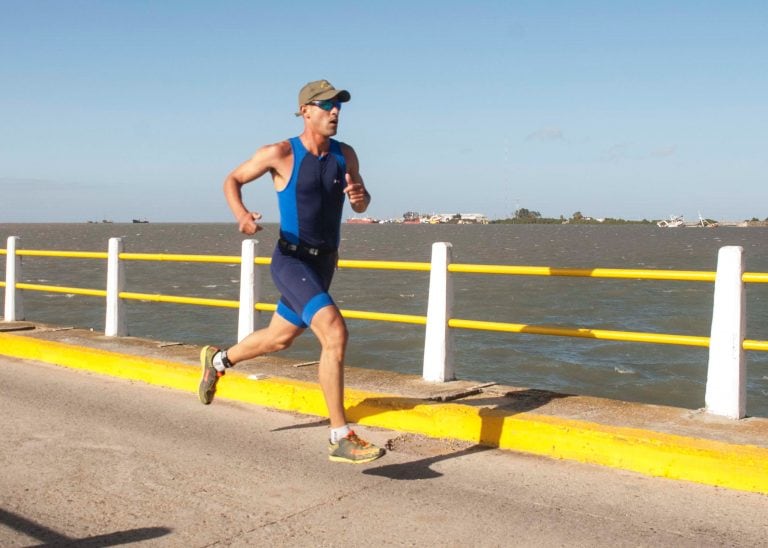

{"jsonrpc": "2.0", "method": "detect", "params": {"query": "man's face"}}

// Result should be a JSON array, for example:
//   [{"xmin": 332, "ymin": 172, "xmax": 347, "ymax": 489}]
[{"xmin": 303, "ymin": 99, "xmax": 342, "ymax": 137}]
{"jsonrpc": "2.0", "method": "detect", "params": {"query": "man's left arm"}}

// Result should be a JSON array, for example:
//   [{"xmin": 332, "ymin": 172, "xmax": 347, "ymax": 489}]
[{"xmin": 341, "ymin": 144, "xmax": 371, "ymax": 214}]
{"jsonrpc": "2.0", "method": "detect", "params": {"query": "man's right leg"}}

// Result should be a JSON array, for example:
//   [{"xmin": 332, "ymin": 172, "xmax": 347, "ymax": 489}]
[
  {"xmin": 309, "ymin": 305, "xmax": 385, "ymax": 464},
  {"xmin": 228, "ymin": 313, "xmax": 305, "ymax": 363},
  {"xmin": 198, "ymin": 313, "xmax": 304, "ymax": 404}
]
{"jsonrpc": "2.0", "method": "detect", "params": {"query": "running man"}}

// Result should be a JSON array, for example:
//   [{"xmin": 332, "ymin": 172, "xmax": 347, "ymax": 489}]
[{"xmin": 198, "ymin": 80, "xmax": 384, "ymax": 464}]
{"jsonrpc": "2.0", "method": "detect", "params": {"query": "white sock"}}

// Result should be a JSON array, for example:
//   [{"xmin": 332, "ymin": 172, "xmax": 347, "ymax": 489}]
[
  {"xmin": 330, "ymin": 425, "xmax": 351, "ymax": 444},
  {"xmin": 212, "ymin": 351, "xmax": 226, "ymax": 372}
]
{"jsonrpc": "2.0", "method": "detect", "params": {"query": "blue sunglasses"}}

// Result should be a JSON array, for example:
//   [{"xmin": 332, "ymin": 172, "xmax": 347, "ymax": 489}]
[{"xmin": 308, "ymin": 99, "xmax": 342, "ymax": 111}]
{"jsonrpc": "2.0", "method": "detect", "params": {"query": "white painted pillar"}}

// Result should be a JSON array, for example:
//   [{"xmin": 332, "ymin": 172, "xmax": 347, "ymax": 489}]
[
  {"xmin": 4, "ymin": 236, "xmax": 24, "ymax": 321},
  {"xmin": 423, "ymin": 242, "xmax": 455, "ymax": 382},
  {"xmin": 705, "ymin": 246, "xmax": 746, "ymax": 419},
  {"xmin": 237, "ymin": 239, "xmax": 261, "ymax": 342},
  {"xmin": 105, "ymin": 237, "xmax": 127, "ymax": 336}
]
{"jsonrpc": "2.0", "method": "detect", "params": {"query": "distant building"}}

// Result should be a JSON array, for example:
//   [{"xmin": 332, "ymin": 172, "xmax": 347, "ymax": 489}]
[
  {"xmin": 424, "ymin": 213, "xmax": 489, "ymax": 224},
  {"xmin": 400, "ymin": 211, "xmax": 489, "ymax": 224},
  {"xmin": 457, "ymin": 213, "xmax": 489, "ymax": 224},
  {"xmin": 402, "ymin": 211, "xmax": 423, "ymax": 224}
]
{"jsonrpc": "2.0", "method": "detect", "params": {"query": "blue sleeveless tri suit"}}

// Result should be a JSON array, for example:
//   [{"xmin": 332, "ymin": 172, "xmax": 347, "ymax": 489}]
[{"xmin": 271, "ymin": 136, "xmax": 347, "ymax": 328}]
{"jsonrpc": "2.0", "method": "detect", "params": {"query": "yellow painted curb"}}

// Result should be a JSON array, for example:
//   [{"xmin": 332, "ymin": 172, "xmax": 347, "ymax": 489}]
[{"xmin": 2, "ymin": 331, "xmax": 767, "ymax": 494}]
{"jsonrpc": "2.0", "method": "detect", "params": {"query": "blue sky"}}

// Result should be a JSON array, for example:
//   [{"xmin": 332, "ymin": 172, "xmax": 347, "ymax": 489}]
[{"xmin": 1, "ymin": 1, "xmax": 766, "ymax": 223}]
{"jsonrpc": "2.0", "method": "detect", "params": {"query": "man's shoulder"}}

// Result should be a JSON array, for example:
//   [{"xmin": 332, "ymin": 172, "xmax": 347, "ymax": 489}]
[
  {"xmin": 333, "ymin": 139, "xmax": 351, "ymax": 149},
  {"xmin": 336, "ymin": 141, "xmax": 358, "ymax": 164},
  {"xmin": 260, "ymin": 139, "xmax": 293, "ymax": 159},
  {"xmin": 334, "ymin": 140, "xmax": 356, "ymax": 155}
]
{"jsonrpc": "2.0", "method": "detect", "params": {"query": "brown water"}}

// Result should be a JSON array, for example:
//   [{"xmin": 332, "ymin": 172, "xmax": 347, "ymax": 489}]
[{"xmin": 2, "ymin": 222, "xmax": 767, "ymax": 416}]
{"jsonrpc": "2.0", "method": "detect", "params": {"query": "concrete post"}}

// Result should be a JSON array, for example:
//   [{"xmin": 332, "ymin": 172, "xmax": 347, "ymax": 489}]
[
  {"xmin": 423, "ymin": 242, "xmax": 455, "ymax": 382},
  {"xmin": 105, "ymin": 237, "xmax": 127, "ymax": 336},
  {"xmin": 4, "ymin": 236, "xmax": 24, "ymax": 321},
  {"xmin": 237, "ymin": 239, "xmax": 261, "ymax": 342},
  {"xmin": 705, "ymin": 246, "xmax": 746, "ymax": 419}
]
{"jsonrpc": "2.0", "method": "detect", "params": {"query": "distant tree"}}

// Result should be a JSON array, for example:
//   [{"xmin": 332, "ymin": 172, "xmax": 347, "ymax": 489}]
[
  {"xmin": 571, "ymin": 211, "xmax": 584, "ymax": 222},
  {"xmin": 514, "ymin": 208, "xmax": 542, "ymax": 221}
]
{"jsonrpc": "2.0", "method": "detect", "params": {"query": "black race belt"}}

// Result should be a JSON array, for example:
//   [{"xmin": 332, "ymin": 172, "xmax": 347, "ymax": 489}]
[{"xmin": 278, "ymin": 238, "xmax": 336, "ymax": 258}]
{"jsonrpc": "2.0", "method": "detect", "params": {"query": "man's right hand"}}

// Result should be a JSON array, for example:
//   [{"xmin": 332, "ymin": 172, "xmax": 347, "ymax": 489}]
[{"xmin": 238, "ymin": 212, "xmax": 263, "ymax": 234}]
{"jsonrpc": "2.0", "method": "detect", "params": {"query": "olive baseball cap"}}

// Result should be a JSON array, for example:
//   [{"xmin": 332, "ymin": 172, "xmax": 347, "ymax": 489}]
[{"xmin": 295, "ymin": 79, "xmax": 351, "ymax": 116}]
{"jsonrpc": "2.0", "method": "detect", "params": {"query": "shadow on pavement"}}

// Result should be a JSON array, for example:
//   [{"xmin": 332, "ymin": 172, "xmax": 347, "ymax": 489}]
[
  {"xmin": 347, "ymin": 388, "xmax": 569, "ymax": 479},
  {"xmin": 0, "ymin": 507, "xmax": 172, "ymax": 547},
  {"xmin": 362, "ymin": 445, "xmax": 490, "ymax": 480},
  {"xmin": 262, "ymin": 388, "xmax": 569, "ymax": 480},
  {"xmin": 270, "ymin": 417, "xmax": 330, "ymax": 432}
]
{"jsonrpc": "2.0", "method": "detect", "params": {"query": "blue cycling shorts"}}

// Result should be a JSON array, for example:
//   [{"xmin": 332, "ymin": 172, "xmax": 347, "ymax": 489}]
[{"xmin": 270, "ymin": 244, "xmax": 338, "ymax": 328}]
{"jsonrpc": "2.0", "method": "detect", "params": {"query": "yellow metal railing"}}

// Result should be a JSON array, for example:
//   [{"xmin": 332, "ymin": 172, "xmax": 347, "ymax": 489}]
[
  {"xmin": 338, "ymin": 308, "xmax": 427, "ymax": 325},
  {"xmin": 117, "ymin": 292, "xmax": 239, "ymax": 308},
  {"xmin": 15, "ymin": 283, "xmax": 107, "ymax": 298},
  {"xmin": 449, "ymin": 263, "xmax": 717, "ymax": 282},
  {"xmin": 2, "ymin": 247, "xmax": 767, "ymax": 351},
  {"xmin": 448, "ymin": 319, "xmax": 710, "ymax": 347},
  {"xmin": 119, "ymin": 252, "xmax": 247, "ymax": 264},
  {"xmin": 12, "ymin": 249, "xmax": 108, "ymax": 259},
  {"xmin": 338, "ymin": 259, "xmax": 431, "ymax": 272}
]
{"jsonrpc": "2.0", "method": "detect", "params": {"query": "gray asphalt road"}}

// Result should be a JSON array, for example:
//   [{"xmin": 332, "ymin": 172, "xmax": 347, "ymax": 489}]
[{"xmin": 1, "ymin": 356, "xmax": 767, "ymax": 547}]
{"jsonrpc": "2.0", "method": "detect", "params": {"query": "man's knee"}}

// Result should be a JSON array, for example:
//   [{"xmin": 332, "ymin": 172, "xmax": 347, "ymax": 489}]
[
  {"xmin": 326, "ymin": 320, "xmax": 348, "ymax": 349},
  {"xmin": 264, "ymin": 314, "xmax": 304, "ymax": 352},
  {"xmin": 312, "ymin": 308, "xmax": 348, "ymax": 350},
  {"xmin": 270, "ymin": 330, "xmax": 298, "ymax": 352}
]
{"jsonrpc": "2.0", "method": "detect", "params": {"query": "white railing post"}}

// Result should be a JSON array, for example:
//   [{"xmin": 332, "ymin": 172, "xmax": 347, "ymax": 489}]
[
  {"xmin": 705, "ymin": 246, "xmax": 746, "ymax": 419},
  {"xmin": 423, "ymin": 242, "xmax": 455, "ymax": 382},
  {"xmin": 237, "ymin": 239, "xmax": 261, "ymax": 342},
  {"xmin": 4, "ymin": 236, "xmax": 24, "ymax": 321},
  {"xmin": 105, "ymin": 237, "xmax": 127, "ymax": 336}
]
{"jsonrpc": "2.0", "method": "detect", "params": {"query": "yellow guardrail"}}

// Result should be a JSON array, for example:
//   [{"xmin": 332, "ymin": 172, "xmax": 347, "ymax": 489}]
[
  {"xmin": 338, "ymin": 259, "xmax": 431, "ymax": 272},
  {"xmin": 119, "ymin": 252, "xmax": 244, "ymax": 264},
  {"xmin": 5, "ymin": 248, "xmax": 768, "ymax": 283},
  {"xmin": 449, "ymin": 264, "xmax": 718, "ymax": 282},
  {"xmin": 447, "ymin": 318, "xmax": 711, "ymax": 347},
  {"xmin": 743, "ymin": 272, "xmax": 768, "ymax": 284},
  {"xmin": 2, "ymin": 247, "xmax": 767, "ymax": 351},
  {"xmin": 449, "ymin": 263, "xmax": 768, "ymax": 284},
  {"xmin": 15, "ymin": 249, "xmax": 108, "ymax": 259},
  {"xmin": 118, "ymin": 292, "xmax": 239, "ymax": 308},
  {"xmin": 338, "ymin": 308, "xmax": 427, "ymax": 325},
  {"xmin": 744, "ymin": 340, "xmax": 768, "ymax": 351},
  {"xmin": 15, "ymin": 283, "xmax": 107, "ymax": 298}
]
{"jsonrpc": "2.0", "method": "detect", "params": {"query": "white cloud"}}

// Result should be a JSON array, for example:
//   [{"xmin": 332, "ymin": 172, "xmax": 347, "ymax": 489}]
[
  {"xmin": 601, "ymin": 143, "xmax": 631, "ymax": 162},
  {"xmin": 650, "ymin": 145, "xmax": 677, "ymax": 158},
  {"xmin": 526, "ymin": 127, "xmax": 565, "ymax": 142}
]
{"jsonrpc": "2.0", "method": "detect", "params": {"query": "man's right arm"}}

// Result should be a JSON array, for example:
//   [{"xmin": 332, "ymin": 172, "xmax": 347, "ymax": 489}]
[{"xmin": 223, "ymin": 142, "xmax": 290, "ymax": 234}]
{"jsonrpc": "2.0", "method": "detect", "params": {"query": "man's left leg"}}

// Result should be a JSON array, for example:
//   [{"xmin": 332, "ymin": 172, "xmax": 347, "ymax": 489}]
[
  {"xmin": 310, "ymin": 305, "xmax": 385, "ymax": 464},
  {"xmin": 198, "ymin": 313, "xmax": 305, "ymax": 405}
]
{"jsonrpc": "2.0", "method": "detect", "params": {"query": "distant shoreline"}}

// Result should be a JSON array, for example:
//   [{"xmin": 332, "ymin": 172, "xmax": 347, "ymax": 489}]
[{"xmin": 2, "ymin": 221, "xmax": 768, "ymax": 227}]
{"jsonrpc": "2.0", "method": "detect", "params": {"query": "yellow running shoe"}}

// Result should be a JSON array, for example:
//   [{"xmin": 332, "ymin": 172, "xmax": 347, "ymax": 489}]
[
  {"xmin": 328, "ymin": 430, "xmax": 385, "ymax": 464},
  {"xmin": 198, "ymin": 345, "xmax": 224, "ymax": 405}
]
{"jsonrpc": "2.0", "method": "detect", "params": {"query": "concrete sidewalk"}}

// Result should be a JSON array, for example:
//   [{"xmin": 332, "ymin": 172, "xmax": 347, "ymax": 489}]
[
  {"xmin": 5, "ymin": 355, "xmax": 767, "ymax": 546},
  {"xmin": 1, "ymin": 320, "xmax": 767, "ymax": 495}
]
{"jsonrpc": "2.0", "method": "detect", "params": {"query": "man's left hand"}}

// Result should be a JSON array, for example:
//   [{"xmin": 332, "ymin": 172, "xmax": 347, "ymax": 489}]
[{"xmin": 344, "ymin": 173, "xmax": 369, "ymax": 210}]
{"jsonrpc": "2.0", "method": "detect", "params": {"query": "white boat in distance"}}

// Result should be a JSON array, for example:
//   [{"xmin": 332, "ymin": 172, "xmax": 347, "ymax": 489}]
[
  {"xmin": 657, "ymin": 214, "xmax": 717, "ymax": 228},
  {"xmin": 657, "ymin": 215, "xmax": 685, "ymax": 228}
]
